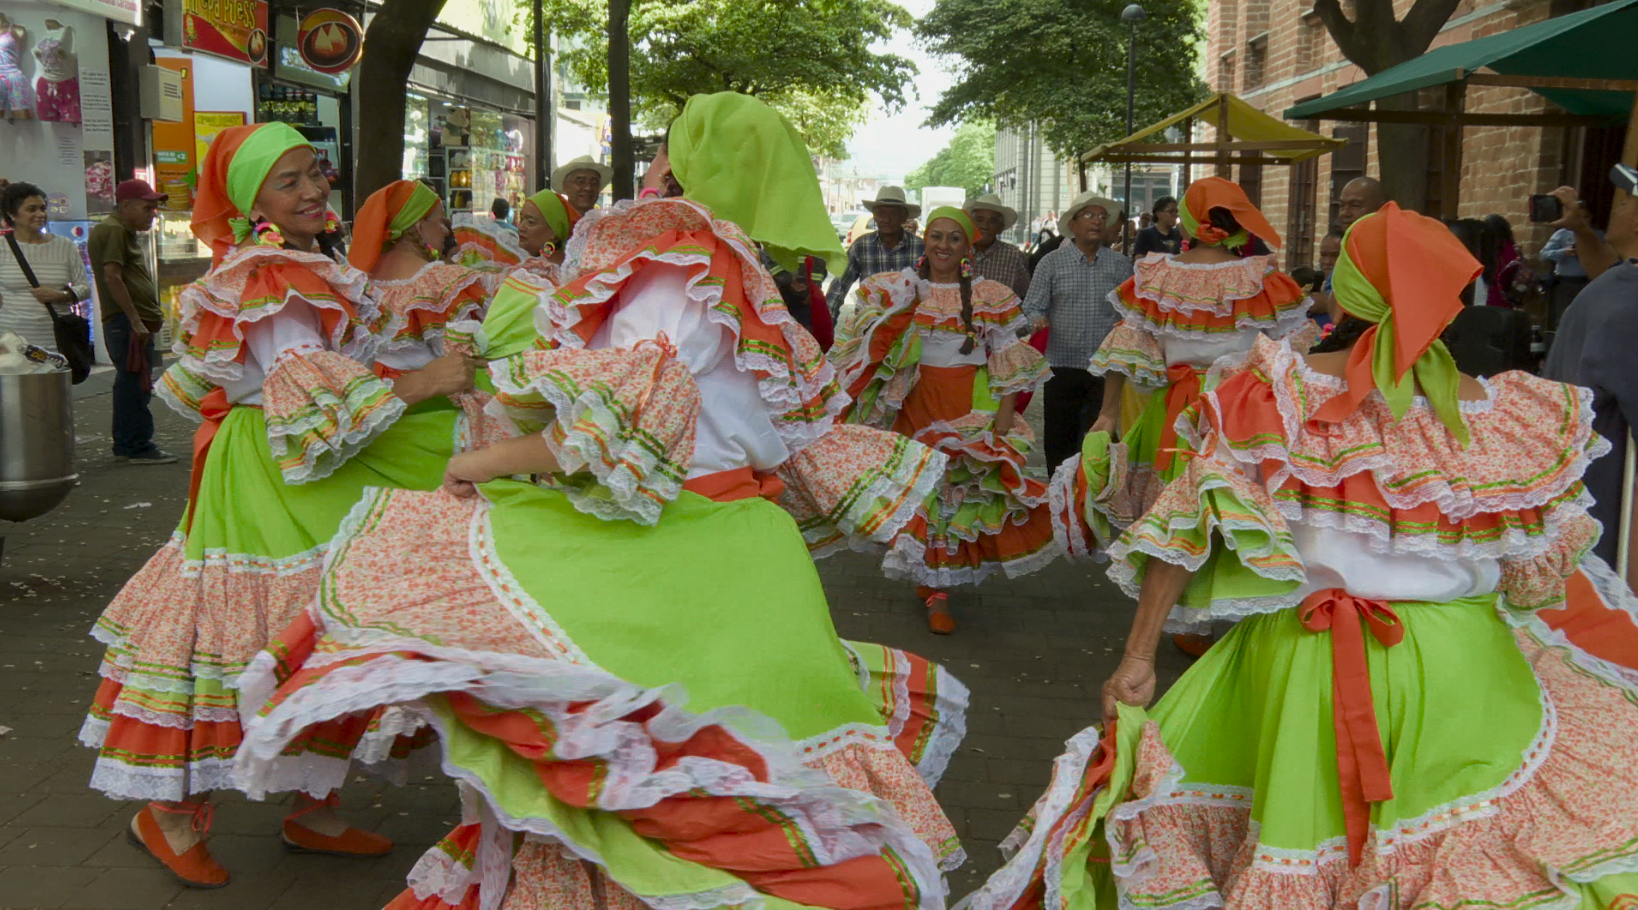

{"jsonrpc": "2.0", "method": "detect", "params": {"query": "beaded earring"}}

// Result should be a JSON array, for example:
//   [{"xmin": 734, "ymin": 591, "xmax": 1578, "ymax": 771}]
[
  {"xmin": 914, "ymin": 254, "xmax": 928, "ymax": 272},
  {"xmin": 541, "ymin": 241, "xmax": 558, "ymax": 258},
  {"xmin": 960, "ymin": 257, "xmax": 974, "ymax": 279},
  {"xmin": 253, "ymin": 219, "xmax": 286, "ymax": 248}
]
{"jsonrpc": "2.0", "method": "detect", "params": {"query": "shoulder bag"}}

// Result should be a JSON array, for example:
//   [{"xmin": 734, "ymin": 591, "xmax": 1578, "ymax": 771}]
[{"xmin": 4, "ymin": 231, "xmax": 92, "ymax": 383}]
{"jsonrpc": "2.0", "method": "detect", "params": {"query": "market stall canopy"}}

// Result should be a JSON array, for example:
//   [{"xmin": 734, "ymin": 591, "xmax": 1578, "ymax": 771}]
[
  {"xmin": 1081, "ymin": 92, "xmax": 1346, "ymax": 168},
  {"xmin": 1284, "ymin": 0, "xmax": 1638, "ymax": 123}
]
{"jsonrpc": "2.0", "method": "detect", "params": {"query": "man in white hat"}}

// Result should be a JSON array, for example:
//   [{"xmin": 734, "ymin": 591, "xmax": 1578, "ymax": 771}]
[
  {"xmin": 552, "ymin": 155, "xmax": 614, "ymax": 214},
  {"xmin": 1021, "ymin": 191, "xmax": 1133, "ymax": 469},
  {"xmin": 965, "ymin": 194, "xmax": 1031, "ymax": 299},
  {"xmin": 826, "ymin": 185, "xmax": 925, "ymax": 318}
]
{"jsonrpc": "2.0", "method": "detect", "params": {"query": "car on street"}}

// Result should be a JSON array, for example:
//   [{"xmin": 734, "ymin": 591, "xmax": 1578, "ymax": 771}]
[{"xmin": 832, "ymin": 210, "xmax": 869, "ymax": 245}]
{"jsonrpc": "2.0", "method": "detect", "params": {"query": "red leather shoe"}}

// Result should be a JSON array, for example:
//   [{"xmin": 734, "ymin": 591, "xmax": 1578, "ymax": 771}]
[
  {"xmin": 925, "ymin": 592, "xmax": 955, "ymax": 635},
  {"xmin": 127, "ymin": 802, "xmax": 230, "ymax": 888},
  {"xmin": 281, "ymin": 793, "xmax": 393, "ymax": 857}
]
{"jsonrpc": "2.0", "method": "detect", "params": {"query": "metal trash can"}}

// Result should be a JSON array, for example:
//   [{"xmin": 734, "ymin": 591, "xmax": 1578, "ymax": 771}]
[{"xmin": 0, "ymin": 370, "xmax": 78, "ymax": 524}]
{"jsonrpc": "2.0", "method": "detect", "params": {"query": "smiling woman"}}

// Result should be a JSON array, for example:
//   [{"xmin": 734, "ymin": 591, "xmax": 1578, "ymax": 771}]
[
  {"xmin": 0, "ymin": 180, "xmax": 91, "ymax": 353},
  {"xmin": 77, "ymin": 122, "xmax": 484, "ymax": 889}
]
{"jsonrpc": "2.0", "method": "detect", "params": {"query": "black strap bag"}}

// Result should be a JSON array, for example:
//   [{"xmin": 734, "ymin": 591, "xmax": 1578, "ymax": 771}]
[{"xmin": 5, "ymin": 231, "xmax": 92, "ymax": 383}]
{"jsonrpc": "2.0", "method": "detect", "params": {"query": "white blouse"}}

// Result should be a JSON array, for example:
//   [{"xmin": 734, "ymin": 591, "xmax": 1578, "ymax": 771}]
[
  {"xmin": 590, "ymin": 262, "xmax": 790, "ymax": 477},
  {"xmin": 0, "ymin": 233, "xmax": 92, "ymax": 353}
]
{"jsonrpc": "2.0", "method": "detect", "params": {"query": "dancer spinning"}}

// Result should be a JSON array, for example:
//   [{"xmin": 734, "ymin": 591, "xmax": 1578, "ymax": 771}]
[
  {"xmin": 965, "ymin": 203, "xmax": 1638, "ymax": 910},
  {"xmin": 830, "ymin": 208, "xmax": 1056, "ymax": 634},
  {"xmin": 1052, "ymin": 176, "xmax": 1309, "ymax": 563},
  {"xmin": 234, "ymin": 92, "xmax": 968, "ymax": 910},
  {"xmin": 79, "ymin": 123, "xmax": 476, "ymax": 887}
]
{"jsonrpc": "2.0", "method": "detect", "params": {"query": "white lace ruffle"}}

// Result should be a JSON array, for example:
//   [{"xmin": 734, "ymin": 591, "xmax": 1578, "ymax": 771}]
[
  {"xmin": 551, "ymin": 197, "xmax": 846, "ymax": 454},
  {"xmin": 175, "ymin": 245, "xmax": 381, "ymax": 386},
  {"xmin": 235, "ymin": 647, "xmax": 947, "ymax": 910}
]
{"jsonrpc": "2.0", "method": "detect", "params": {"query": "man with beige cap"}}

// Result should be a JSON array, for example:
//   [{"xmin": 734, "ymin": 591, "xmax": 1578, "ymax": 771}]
[
  {"xmin": 1022, "ymin": 191, "xmax": 1133, "ymax": 469},
  {"xmin": 553, "ymin": 155, "xmax": 613, "ymax": 213},
  {"xmin": 965, "ymin": 194, "xmax": 1031, "ymax": 299},
  {"xmin": 826, "ymin": 185, "xmax": 925, "ymax": 318}
]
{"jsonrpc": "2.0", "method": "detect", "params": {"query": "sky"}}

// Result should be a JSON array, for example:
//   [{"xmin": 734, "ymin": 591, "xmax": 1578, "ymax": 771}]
[{"xmin": 844, "ymin": 0, "xmax": 957, "ymax": 182}]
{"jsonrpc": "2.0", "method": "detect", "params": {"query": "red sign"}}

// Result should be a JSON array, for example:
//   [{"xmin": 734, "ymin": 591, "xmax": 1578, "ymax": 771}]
[
  {"xmin": 297, "ymin": 9, "xmax": 364, "ymax": 75},
  {"xmin": 170, "ymin": 0, "xmax": 270, "ymax": 67}
]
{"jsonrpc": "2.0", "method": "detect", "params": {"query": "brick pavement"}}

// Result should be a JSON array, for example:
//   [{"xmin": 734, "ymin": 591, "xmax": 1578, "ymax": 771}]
[{"xmin": 0, "ymin": 388, "xmax": 1190, "ymax": 910}]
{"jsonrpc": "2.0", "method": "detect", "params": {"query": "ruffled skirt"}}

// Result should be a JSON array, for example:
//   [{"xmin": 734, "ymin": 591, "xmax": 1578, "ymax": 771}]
[
  {"xmin": 79, "ymin": 399, "xmax": 460, "ymax": 801},
  {"xmin": 234, "ymin": 480, "xmax": 967, "ymax": 910},
  {"xmin": 882, "ymin": 364, "xmax": 1058, "ymax": 587},
  {"xmin": 964, "ymin": 579, "xmax": 1638, "ymax": 910}
]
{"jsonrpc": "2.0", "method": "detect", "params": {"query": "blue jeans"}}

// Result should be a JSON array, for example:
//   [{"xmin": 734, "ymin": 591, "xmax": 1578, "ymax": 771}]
[{"xmin": 103, "ymin": 312, "xmax": 158, "ymax": 457}]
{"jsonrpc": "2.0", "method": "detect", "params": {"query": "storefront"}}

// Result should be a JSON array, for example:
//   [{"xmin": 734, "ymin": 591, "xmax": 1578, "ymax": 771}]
[
  {"xmin": 386, "ymin": 0, "xmax": 535, "ymax": 223},
  {"xmin": 0, "ymin": 0, "xmax": 135, "ymax": 354},
  {"xmin": 255, "ymin": 8, "xmax": 352, "ymax": 215}
]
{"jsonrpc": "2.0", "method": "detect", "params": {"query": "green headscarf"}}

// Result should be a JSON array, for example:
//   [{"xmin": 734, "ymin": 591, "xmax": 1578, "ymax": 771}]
[
  {"xmin": 924, "ymin": 206, "xmax": 975, "ymax": 243},
  {"xmin": 226, "ymin": 123, "xmax": 313, "ymax": 243},
  {"xmin": 526, "ymin": 189, "xmax": 573, "ymax": 245},
  {"xmin": 667, "ymin": 92, "xmax": 846, "ymax": 275},
  {"xmin": 389, "ymin": 183, "xmax": 439, "ymax": 242}
]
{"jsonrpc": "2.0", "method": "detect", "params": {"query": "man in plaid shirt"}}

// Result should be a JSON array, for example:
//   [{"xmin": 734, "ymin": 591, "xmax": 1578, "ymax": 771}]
[
  {"xmin": 964, "ymin": 194, "xmax": 1031, "ymax": 299},
  {"xmin": 1023, "ymin": 192, "xmax": 1133, "ymax": 469},
  {"xmin": 827, "ymin": 186, "xmax": 925, "ymax": 318}
]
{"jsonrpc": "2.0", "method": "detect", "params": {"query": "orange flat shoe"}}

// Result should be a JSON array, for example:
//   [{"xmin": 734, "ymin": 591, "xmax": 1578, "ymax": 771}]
[
  {"xmin": 127, "ymin": 802, "xmax": 230, "ymax": 889},
  {"xmin": 1173, "ymin": 632, "xmax": 1214, "ymax": 658},
  {"xmin": 924, "ymin": 592, "xmax": 955, "ymax": 635},
  {"xmin": 282, "ymin": 793, "xmax": 393, "ymax": 857}
]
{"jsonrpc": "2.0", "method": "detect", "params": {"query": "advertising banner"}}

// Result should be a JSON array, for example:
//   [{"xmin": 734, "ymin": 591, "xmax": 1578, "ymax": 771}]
[
  {"xmin": 150, "ymin": 56, "xmax": 195, "ymax": 209},
  {"xmin": 166, "ymin": 0, "xmax": 268, "ymax": 67}
]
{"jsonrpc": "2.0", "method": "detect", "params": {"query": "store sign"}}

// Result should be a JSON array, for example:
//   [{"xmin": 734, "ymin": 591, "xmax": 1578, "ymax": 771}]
[
  {"xmin": 165, "ymin": 0, "xmax": 269, "ymax": 67},
  {"xmin": 296, "ymin": 9, "xmax": 362, "ymax": 75},
  {"xmin": 150, "ymin": 57, "xmax": 197, "ymax": 209},
  {"xmin": 42, "ymin": 0, "xmax": 141, "ymax": 26}
]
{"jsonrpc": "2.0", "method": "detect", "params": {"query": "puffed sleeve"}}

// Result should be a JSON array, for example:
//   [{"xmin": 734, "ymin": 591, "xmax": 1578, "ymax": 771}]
[
  {"xmin": 487, "ymin": 344, "xmax": 700, "ymax": 525},
  {"xmin": 775, "ymin": 423, "xmax": 948, "ymax": 556},
  {"xmin": 977, "ymin": 283, "xmax": 1048, "ymax": 397},
  {"xmin": 1090, "ymin": 319, "xmax": 1167, "ymax": 388}
]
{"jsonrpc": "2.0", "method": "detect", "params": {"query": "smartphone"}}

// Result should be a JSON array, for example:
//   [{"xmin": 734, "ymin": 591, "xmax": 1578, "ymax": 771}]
[{"xmin": 1529, "ymin": 194, "xmax": 1563, "ymax": 223}]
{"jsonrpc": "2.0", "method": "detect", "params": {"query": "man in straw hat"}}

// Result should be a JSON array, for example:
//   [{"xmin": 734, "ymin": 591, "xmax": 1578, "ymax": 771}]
[
  {"xmin": 552, "ymin": 154, "xmax": 613, "ymax": 214},
  {"xmin": 826, "ymin": 184, "xmax": 925, "ymax": 318},
  {"xmin": 1022, "ymin": 190, "xmax": 1133, "ymax": 469},
  {"xmin": 965, "ymin": 193, "xmax": 1031, "ymax": 299}
]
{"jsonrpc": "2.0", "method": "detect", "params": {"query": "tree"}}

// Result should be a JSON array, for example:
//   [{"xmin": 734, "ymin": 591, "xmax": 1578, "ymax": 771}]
[
  {"xmin": 538, "ymin": 0, "xmax": 917, "ymax": 159},
  {"xmin": 904, "ymin": 121, "xmax": 997, "ymax": 199},
  {"xmin": 1312, "ymin": 0, "xmax": 1464, "ymax": 209},
  {"xmin": 917, "ymin": 0, "xmax": 1205, "ymax": 160},
  {"xmin": 356, "ymin": 0, "xmax": 451, "ymax": 201}
]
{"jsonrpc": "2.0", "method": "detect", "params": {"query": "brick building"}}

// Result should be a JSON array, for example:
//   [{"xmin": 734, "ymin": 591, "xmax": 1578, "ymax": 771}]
[{"xmin": 1205, "ymin": 0, "xmax": 1624, "ymax": 270}]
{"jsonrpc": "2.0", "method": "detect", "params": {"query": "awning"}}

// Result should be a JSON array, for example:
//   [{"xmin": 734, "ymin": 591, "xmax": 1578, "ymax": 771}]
[
  {"xmin": 1082, "ymin": 93, "xmax": 1345, "ymax": 167},
  {"xmin": 1285, "ymin": 0, "xmax": 1638, "ymax": 122}
]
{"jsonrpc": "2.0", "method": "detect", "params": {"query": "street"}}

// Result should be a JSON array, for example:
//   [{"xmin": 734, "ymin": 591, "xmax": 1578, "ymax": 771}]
[{"xmin": 0, "ymin": 384, "xmax": 1190, "ymax": 910}]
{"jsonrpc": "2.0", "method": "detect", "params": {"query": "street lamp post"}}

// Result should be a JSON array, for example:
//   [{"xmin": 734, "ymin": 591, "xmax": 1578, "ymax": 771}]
[{"xmin": 1121, "ymin": 3, "xmax": 1146, "ymax": 255}]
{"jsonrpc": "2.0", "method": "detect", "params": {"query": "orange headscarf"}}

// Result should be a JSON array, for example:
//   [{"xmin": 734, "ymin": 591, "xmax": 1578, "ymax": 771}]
[
  {"xmin": 349, "ymin": 180, "xmax": 441, "ymax": 273},
  {"xmin": 191, "ymin": 122, "xmax": 313, "ymax": 265},
  {"xmin": 1308, "ymin": 203, "xmax": 1481, "ymax": 442},
  {"xmin": 1181, "ymin": 176, "xmax": 1281, "ymax": 250}
]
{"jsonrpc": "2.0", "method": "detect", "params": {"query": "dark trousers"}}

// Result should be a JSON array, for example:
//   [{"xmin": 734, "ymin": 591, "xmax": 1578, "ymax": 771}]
[
  {"xmin": 1043, "ymin": 366, "xmax": 1105, "ymax": 471},
  {"xmin": 1549, "ymin": 276, "xmax": 1590, "ymax": 331},
  {"xmin": 104, "ymin": 312, "xmax": 158, "ymax": 457}
]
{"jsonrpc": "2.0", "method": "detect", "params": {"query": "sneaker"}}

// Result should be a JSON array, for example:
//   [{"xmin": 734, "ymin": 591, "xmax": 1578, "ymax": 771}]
[{"xmin": 126, "ymin": 448, "xmax": 179, "ymax": 465}]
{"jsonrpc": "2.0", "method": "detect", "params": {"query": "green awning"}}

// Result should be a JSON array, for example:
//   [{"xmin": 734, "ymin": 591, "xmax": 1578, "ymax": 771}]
[{"xmin": 1284, "ymin": 0, "xmax": 1638, "ymax": 121}]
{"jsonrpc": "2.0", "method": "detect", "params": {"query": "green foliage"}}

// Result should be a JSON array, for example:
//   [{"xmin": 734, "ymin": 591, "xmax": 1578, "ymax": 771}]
[
  {"xmin": 904, "ymin": 120, "xmax": 997, "ymax": 198},
  {"xmin": 917, "ymin": 0, "xmax": 1207, "ymax": 159},
  {"xmin": 533, "ymin": 0, "xmax": 917, "ymax": 158}
]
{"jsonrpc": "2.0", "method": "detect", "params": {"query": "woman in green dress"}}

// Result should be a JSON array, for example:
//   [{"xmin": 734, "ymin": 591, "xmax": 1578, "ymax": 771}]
[
  {"xmin": 79, "ymin": 122, "xmax": 476, "ymax": 887},
  {"xmin": 234, "ymin": 93, "xmax": 969, "ymax": 910},
  {"xmin": 965, "ymin": 203, "xmax": 1638, "ymax": 910}
]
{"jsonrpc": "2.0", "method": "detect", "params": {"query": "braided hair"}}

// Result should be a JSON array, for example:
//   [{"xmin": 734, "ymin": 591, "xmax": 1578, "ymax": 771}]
[{"xmin": 917, "ymin": 254, "xmax": 977, "ymax": 354}]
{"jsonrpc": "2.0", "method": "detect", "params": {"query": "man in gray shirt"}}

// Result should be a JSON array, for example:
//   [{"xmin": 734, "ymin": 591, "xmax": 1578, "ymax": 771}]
[
  {"xmin": 1023, "ymin": 192, "xmax": 1133, "ymax": 469},
  {"xmin": 1543, "ymin": 165, "xmax": 1638, "ymax": 565}
]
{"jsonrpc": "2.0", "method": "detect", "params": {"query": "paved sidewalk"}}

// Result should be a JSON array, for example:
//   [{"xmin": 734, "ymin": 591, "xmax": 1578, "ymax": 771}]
[{"xmin": 0, "ymin": 391, "xmax": 1190, "ymax": 909}]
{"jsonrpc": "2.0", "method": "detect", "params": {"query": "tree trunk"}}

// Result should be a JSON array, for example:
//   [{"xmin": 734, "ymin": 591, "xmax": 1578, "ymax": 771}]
[
  {"xmin": 356, "ymin": 0, "xmax": 449, "ymax": 202},
  {"xmin": 607, "ymin": 0, "xmax": 634, "ymax": 201},
  {"xmin": 1374, "ymin": 92, "xmax": 1430, "ymax": 211}
]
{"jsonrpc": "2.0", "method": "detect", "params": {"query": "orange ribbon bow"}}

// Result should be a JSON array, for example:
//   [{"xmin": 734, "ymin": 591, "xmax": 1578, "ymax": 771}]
[
  {"xmin": 1154, "ymin": 363, "xmax": 1205, "ymax": 474},
  {"xmin": 1299, "ymin": 588, "xmax": 1404, "ymax": 866}
]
